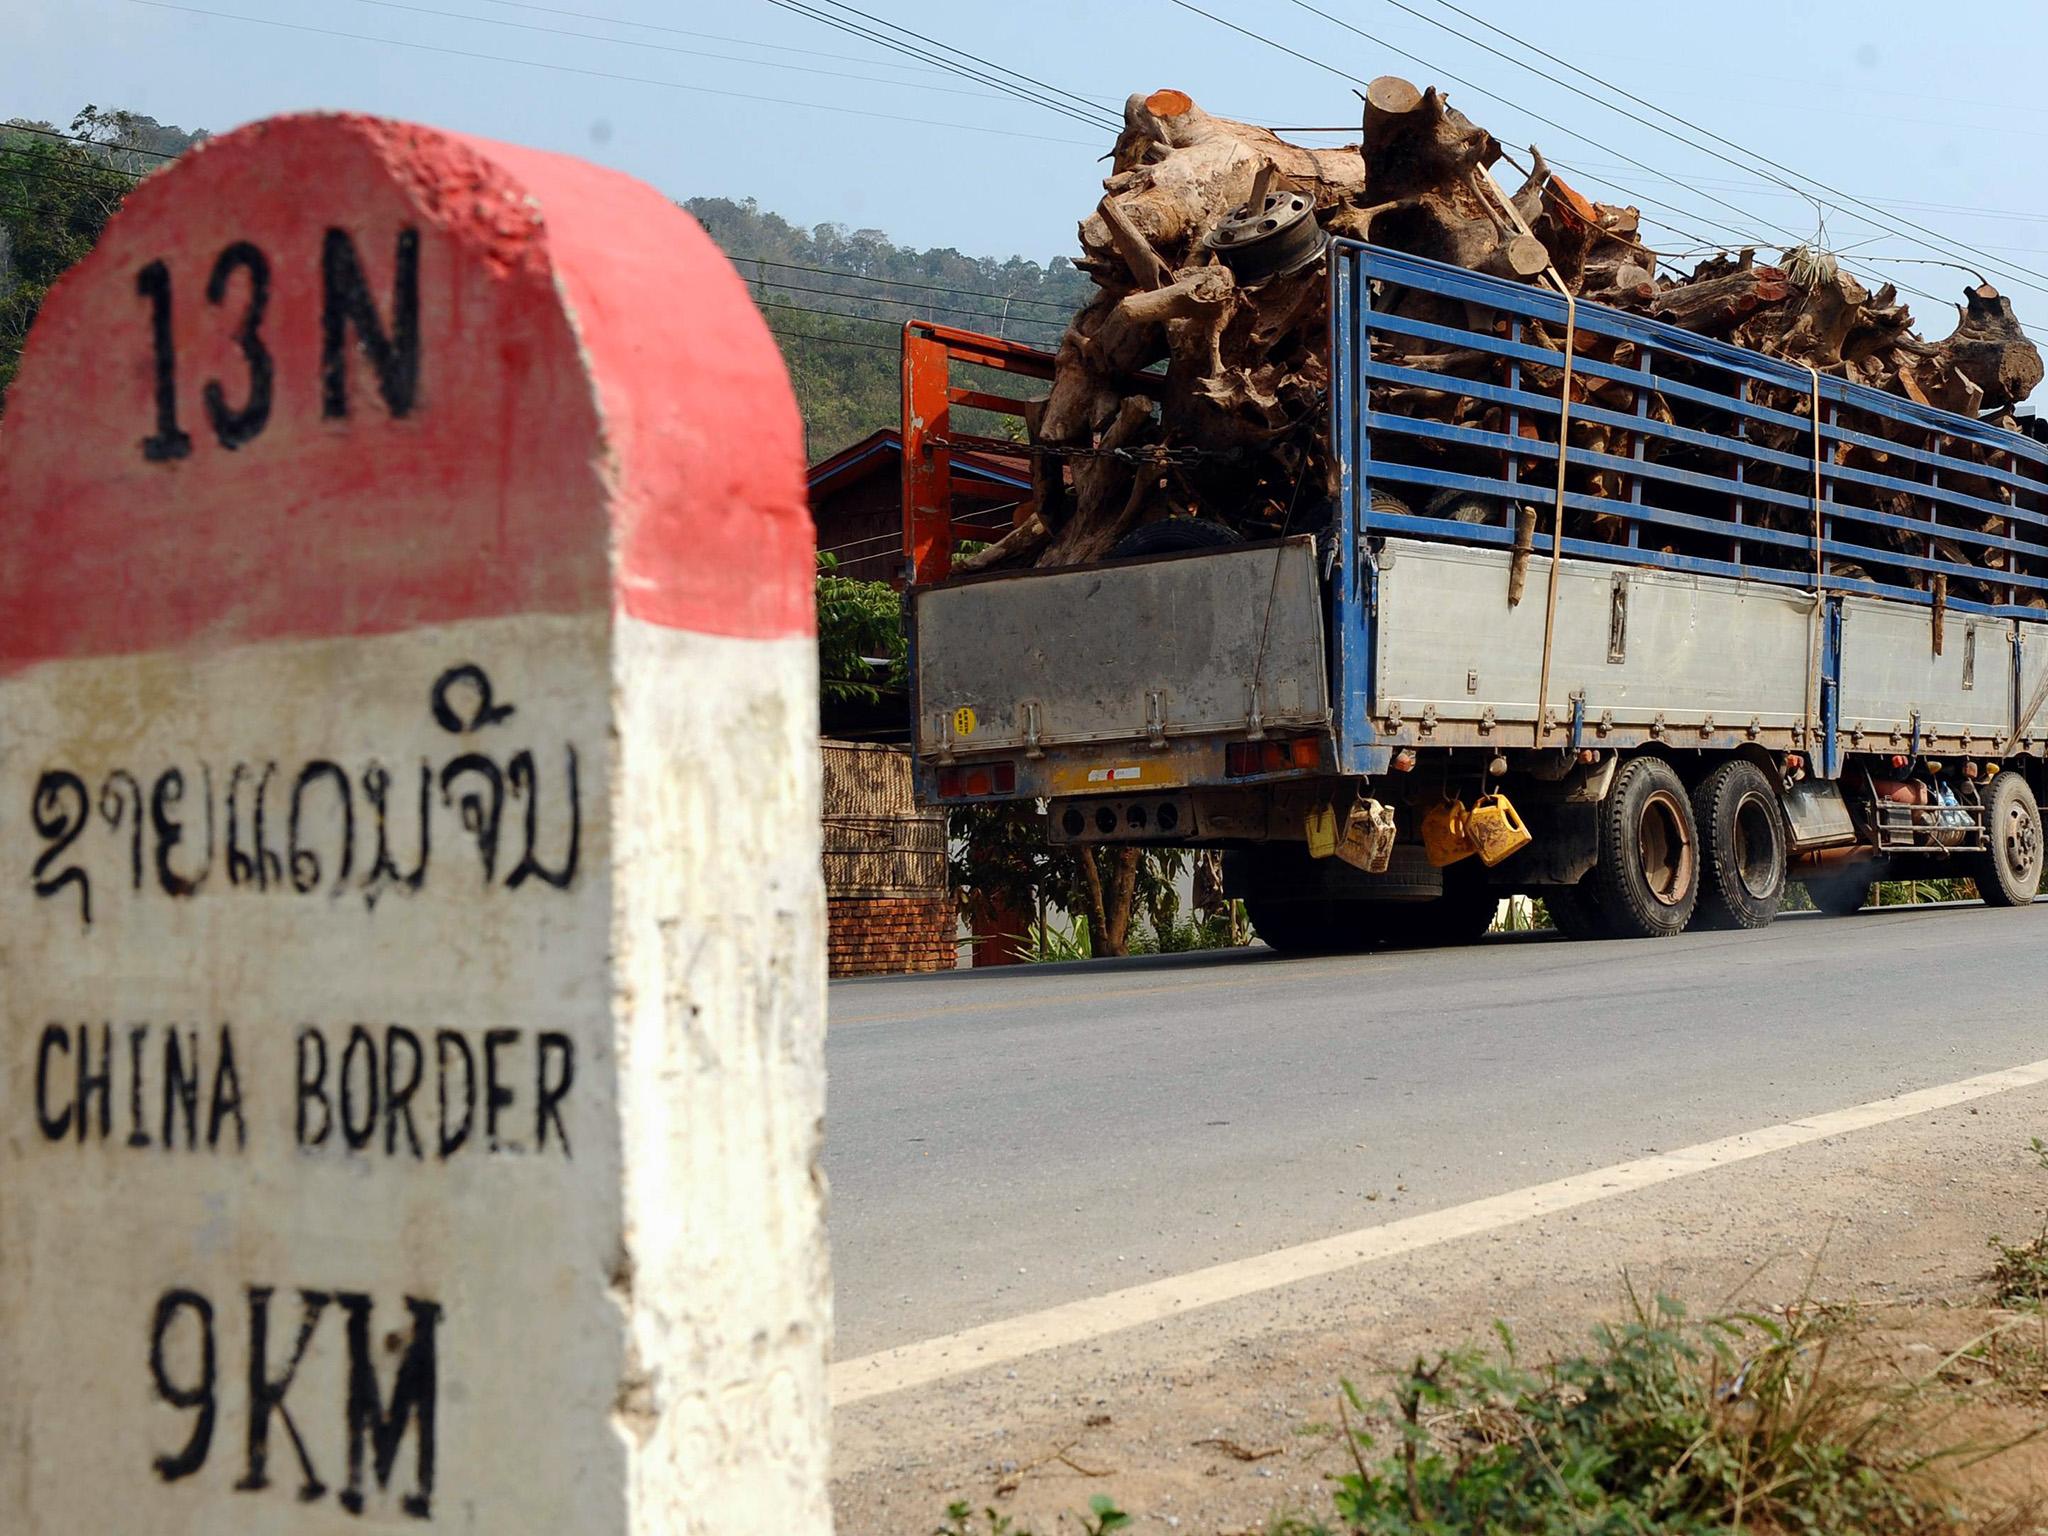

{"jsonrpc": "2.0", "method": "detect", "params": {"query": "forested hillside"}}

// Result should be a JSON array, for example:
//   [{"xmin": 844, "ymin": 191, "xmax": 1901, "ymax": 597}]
[
  {"xmin": 0, "ymin": 108, "xmax": 204, "ymax": 407},
  {"xmin": 687, "ymin": 196, "xmax": 1089, "ymax": 458}
]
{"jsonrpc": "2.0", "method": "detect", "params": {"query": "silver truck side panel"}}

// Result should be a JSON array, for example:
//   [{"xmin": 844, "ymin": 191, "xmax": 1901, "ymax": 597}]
[
  {"xmin": 2018, "ymin": 620, "xmax": 2048, "ymax": 752},
  {"xmin": 913, "ymin": 538, "xmax": 1329, "ymax": 756},
  {"xmin": 1836, "ymin": 597, "xmax": 2013, "ymax": 744},
  {"xmin": 1373, "ymin": 540, "xmax": 1812, "ymax": 733}
]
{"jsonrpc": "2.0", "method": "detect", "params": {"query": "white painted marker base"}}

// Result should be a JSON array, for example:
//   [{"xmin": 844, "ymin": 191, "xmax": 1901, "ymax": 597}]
[
  {"xmin": 612, "ymin": 619, "xmax": 830, "ymax": 1533},
  {"xmin": 0, "ymin": 618, "xmax": 826, "ymax": 1534}
]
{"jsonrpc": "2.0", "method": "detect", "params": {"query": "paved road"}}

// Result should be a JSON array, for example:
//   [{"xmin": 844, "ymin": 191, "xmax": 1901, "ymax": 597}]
[{"xmin": 825, "ymin": 902, "xmax": 2048, "ymax": 1359}]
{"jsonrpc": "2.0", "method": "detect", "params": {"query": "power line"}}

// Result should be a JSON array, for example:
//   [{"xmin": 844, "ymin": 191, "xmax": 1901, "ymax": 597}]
[
  {"xmin": 802, "ymin": 0, "xmax": 1111, "ymax": 123},
  {"xmin": 728, "ymin": 255, "xmax": 1076, "ymax": 312},
  {"xmin": 120, "ymin": 0, "xmax": 1102, "ymax": 147},
  {"xmin": 743, "ymin": 277, "xmax": 1066, "ymax": 331},
  {"xmin": 1172, "ymin": 0, "xmax": 2037, "ymax": 335},
  {"xmin": 754, "ymin": 296, "xmax": 954, "ymax": 330},
  {"xmin": 1406, "ymin": 0, "xmax": 2048, "ymax": 305},
  {"xmin": 1161, "ymin": 0, "xmax": 1755, "ymax": 252},
  {"xmin": 344, "ymin": 0, "xmax": 1015, "ymax": 102},
  {"xmin": 1345, "ymin": 1, "xmax": 2047, "ymax": 332},
  {"xmin": 469, "ymin": 0, "xmax": 963, "ymax": 76},
  {"xmin": 3, "ymin": 148, "xmax": 1080, "ymax": 331},
  {"xmin": 750, "ymin": 289, "xmax": 1060, "ymax": 334},
  {"xmin": 0, "ymin": 122, "xmax": 180, "ymax": 161},
  {"xmin": 758, "ymin": 0, "xmax": 1117, "ymax": 132},
  {"xmin": 1274, "ymin": 0, "xmax": 1806, "ymax": 248},
  {"xmin": 766, "ymin": 325, "xmax": 901, "ymax": 355},
  {"xmin": 0, "ymin": 150, "xmax": 141, "ymax": 195}
]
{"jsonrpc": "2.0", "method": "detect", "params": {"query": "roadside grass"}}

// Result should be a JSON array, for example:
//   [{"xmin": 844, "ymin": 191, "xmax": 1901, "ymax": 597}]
[
  {"xmin": 938, "ymin": 1493, "xmax": 1129, "ymax": 1536},
  {"xmin": 933, "ymin": 1289, "xmax": 2044, "ymax": 1536},
  {"xmin": 936, "ymin": 1142, "xmax": 2048, "ymax": 1535},
  {"xmin": 1989, "ymin": 1232, "xmax": 2048, "ymax": 1311},
  {"xmin": 1989, "ymin": 1139, "xmax": 2048, "ymax": 1311},
  {"xmin": 1260, "ymin": 1287, "xmax": 2044, "ymax": 1536}
]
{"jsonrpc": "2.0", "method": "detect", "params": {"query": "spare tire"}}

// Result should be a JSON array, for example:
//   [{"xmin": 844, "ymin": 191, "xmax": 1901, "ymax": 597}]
[{"xmin": 1111, "ymin": 517, "xmax": 1244, "ymax": 558}]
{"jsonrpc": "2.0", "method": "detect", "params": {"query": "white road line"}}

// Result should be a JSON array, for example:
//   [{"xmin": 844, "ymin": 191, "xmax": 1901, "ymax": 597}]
[{"xmin": 831, "ymin": 1056, "xmax": 2048, "ymax": 1406}]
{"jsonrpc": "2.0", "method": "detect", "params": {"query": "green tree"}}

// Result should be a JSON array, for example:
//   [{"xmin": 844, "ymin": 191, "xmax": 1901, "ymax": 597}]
[
  {"xmin": 1, "ymin": 106, "xmax": 204, "ymax": 411},
  {"xmin": 814, "ymin": 553, "xmax": 906, "ymax": 704}
]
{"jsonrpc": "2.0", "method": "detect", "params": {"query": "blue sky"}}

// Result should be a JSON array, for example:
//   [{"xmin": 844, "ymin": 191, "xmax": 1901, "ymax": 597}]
[{"xmin": 13, "ymin": 0, "xmax": 2048, "ymax": 338}]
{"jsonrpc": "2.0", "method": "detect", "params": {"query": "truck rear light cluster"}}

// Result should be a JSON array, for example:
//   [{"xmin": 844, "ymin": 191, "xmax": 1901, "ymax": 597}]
[
  {"xmin": 1057, "ymin": 797, "xmax": 1186, "ymax": 840},
  {"xmin": 936, "ymin": 761, "xmax": 1017, "ymax": 799},
  {"xmin": 1225, "ymin": 737, "xmax": 1320, "ymax": 777}
]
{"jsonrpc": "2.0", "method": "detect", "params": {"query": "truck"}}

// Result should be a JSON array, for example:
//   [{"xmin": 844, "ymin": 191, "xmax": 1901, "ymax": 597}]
[{"xmin": 897, "ymin": 241, "xmax": 2048, "ymax": 949}]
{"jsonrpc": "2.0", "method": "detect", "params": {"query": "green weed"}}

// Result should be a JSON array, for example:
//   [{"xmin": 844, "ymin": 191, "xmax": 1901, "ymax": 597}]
[
  {"xmin": 937, "ymin": 1494, "xmax": 1129, "ymax": 1536},
  {"xmin": 1988, "ymin": 1138, "xmax": 2048, "ymax": 1310},
  {"xmin": 1282, "ymin": 1290, "xmax": 2030, "ymax": 1535}
]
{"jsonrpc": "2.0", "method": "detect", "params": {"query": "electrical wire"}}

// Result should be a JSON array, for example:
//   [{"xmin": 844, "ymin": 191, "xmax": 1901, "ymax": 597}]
[
  {"xmin": 1270, "ymin": 0, "xmax": 1807, "ymax": 248},
  {"xmin": 766, "ymin": 325, "xmax": 900, "ymax": 354},
  {"xmin": 799, "ymin": 0, "xmax": 1112, "ymax": 122},
  {"xmin": 751, "ymin": 291, "xmax": 1059, "ymax": 334},
  {"xmin": 1170, "ymin": 0, "xmax": 2041, "ymax": 335},
  {"xmin": 759, "ymin": 0, "xmax": 1116, "ymax": 132},
  {"xmin": 0, "ymin": 152, "xmax": 1083, "ymax": 334},
  {"xmin": 0, "ymin": 123, "xmax": 180, "ymax": 160},
  {"xmin": 729, "ymin": 255, "xmax": 1076, "ymax": 311},
  {"xmin": 343, "ymin": 0, "xmax": 1014, "ymax": 102},
  {"xmin": 469, "ymin": 0, "xmax": 965, "ymax": 77},
  {"xmin": 1406, "ymin": 0, "xmax": 2048, "ymax": 303},
  {"xmin": 1162, "ymin": 0, "xmax": 1754, "ymax": 252},
  {"xmin": 0, "ymin": 150, "xmax": 139, "ymax": 196},
  {"xmin": 739, "ymin": 273, "xmax": 1066, "ymax": 328},
  {"xmin": 119, "ymin": 0, "xmax": 1102, "ymax": 147}
]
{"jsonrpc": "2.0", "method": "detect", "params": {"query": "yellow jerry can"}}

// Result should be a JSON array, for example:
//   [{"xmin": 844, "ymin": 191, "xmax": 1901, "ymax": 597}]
[
  {"xmin": 1466, "ymin": 792, "xmax": 1533, "ymax": 867},
  {"xmin": 1420, "ymin": 797, "xmax": 1476, "ymax": 867},
  {"xmin": 1305, "ymin": 802, "xmax": 1338, "ymax": 859},
  {"xmin": 1334, "ymin": 799, "xmax": 1397, "ymax": 874}
]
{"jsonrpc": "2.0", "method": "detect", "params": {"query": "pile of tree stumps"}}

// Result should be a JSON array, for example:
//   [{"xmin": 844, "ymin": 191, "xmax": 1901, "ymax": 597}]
[{"xmin": 965, "ymin": 78, "xmax": 2045, "ymax": 599}]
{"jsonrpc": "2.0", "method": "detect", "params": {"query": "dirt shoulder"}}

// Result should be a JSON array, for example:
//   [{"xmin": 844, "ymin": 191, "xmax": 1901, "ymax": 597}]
[{"xmin": 833, "ymin": 1080, "xmax": 2048, "ymax": 1533}]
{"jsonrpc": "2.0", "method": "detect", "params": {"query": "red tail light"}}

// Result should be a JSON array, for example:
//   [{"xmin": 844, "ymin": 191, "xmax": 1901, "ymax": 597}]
[
  {"xmin": 1225, "ymin": 737, "xmax": 1321, "ymax": 777},
  {"xmin": 937, "ymin": 761, "xmax": 1018, "ymax": 798}
]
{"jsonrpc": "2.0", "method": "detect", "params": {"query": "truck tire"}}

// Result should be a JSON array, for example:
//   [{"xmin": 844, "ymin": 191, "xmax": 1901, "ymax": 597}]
[
  {"xmin": 1590, "ymin": 756, "xmax": 1700, "ymax": 938},
  {"xmin": 1973, "ymin": 770, "xmax": 2044, "ymax": 907},
  {"xmin": 1804, "ymin": 865, "xmax": 1880, "ymax": 916},
  {"xmin": 1245, "ymin": 896, "xmax": 1369, "ymax": 955},
  {"xmin": 1249, "ymin": 892, "xmax": 1492, "ymax": 955},
  {"xmin": 1373, "ymin": 879, "xmax": 1499, "ymax": 949},
  {"xmin": 1110, "ymin": 517, "xmax": 1242, "ymax": 558},
  {"xmin": 1544, "ymin": 884, "xmax": 1605, "ymax": 940},
  {"xmin": 1691, "ymin": 760, "xmax": 1787, "ymax": 930},
  {"xmin": 1435, "ymin": 868, "xmax": 1502, "ymax": 945}
]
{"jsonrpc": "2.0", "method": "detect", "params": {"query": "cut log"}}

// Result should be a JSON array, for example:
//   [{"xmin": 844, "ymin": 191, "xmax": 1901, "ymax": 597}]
[
  {"xmin": 1360, "ymin": 76, "xmax": 1498, "ymax": 198},
  {"xmin": 1936, "ymin": 282, "xmax": 2044, "ymax": 408}
]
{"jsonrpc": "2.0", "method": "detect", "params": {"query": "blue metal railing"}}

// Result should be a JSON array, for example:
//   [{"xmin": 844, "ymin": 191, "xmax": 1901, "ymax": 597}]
[{"xmin": 1328, "ymin": 241, "xmax": 2048, "ymax": 619}]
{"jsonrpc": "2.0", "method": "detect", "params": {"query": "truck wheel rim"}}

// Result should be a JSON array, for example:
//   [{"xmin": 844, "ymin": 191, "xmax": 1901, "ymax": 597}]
[
  {"xmin": 1732, "ymin": 790, "xmax": 1779, "ymax": 899},
  {"xmin": 2002, "ymin": 801, "xmax": 2041, "ymax": 885},
  {"xmin": 1638, "ymin": 789, "xmax": 1695, "ymax": 906}
]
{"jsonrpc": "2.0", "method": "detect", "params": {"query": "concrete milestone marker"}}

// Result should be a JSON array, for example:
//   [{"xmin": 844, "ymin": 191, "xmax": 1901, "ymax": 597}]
[{"xmin": 0, "ymin": 116, "xmax": 826, "ymax": 1533}]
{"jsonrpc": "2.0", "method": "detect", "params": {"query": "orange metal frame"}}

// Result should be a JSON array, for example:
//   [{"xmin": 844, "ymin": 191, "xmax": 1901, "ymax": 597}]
[{"xmin": 900, "ymin": 320, "xmax": 1056, "ymax": 587}]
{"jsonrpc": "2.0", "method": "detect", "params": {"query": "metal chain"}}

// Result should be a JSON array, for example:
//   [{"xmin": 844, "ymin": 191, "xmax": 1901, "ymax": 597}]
[{"xmin": 926, "ymin": 434, "xmax": 1230, "ymax": 466}]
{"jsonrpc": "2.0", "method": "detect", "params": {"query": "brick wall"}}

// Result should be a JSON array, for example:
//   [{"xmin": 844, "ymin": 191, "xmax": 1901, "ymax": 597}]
[
  {"xmin": 822, "ymin": 741, "xmax": 956, "ymax": 978},
  {"xmin": 827, "ymin": 894, "xmax": 956, "ymax": 978}
]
